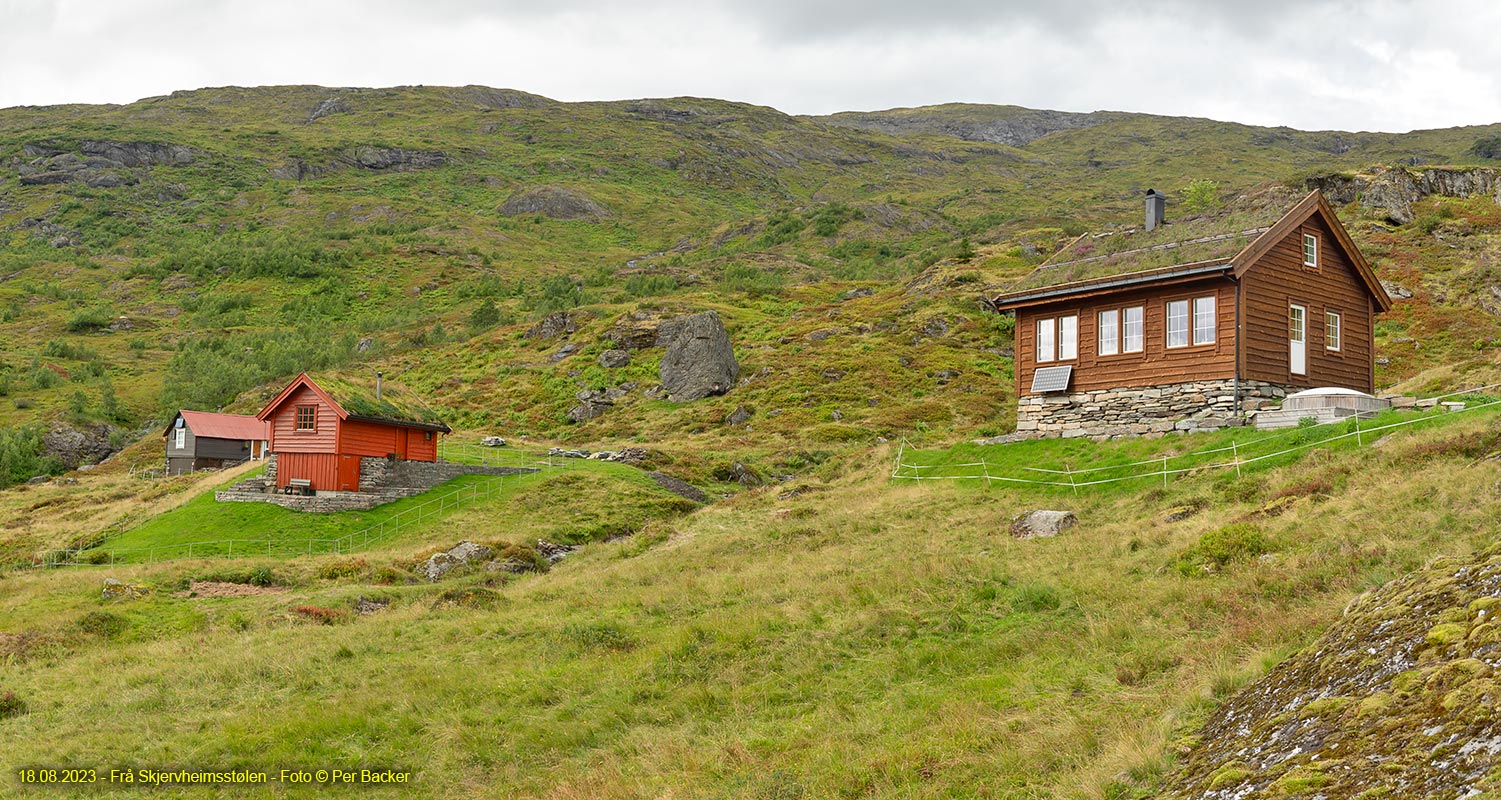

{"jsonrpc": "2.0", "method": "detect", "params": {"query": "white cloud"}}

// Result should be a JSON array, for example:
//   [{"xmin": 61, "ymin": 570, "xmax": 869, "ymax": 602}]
[{"xmin": 0, "ymin": 0, "xmax": 1498, "ymax": 132}]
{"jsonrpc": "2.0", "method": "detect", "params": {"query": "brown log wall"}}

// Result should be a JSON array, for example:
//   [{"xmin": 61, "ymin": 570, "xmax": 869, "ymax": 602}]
[
  {"xmin": 1239, "ymin": 216, "xmax": 1375, "ymax": 392},
  {"xmin": 1014, "ymin": 277, "xmax": 1237, "ymax": 397}
]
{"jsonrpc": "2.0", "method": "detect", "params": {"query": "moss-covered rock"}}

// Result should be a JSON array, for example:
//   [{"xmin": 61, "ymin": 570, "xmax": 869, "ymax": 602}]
[{"xmin": 1161, "ymin": 550, "xmax": 1501, "ymax": 799}]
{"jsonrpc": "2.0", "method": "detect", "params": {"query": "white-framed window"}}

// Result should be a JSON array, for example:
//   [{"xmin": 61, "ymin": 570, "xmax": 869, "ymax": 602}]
[
  {"xmin": 1058, "ymin": 315, "xmax": 1078, "ymax": 361},
  {"xmin": 1325, "ymin": 311, "xmax": 1342, "ymax": 351},
  {"xmin": 295, "ymin": 405, "xmax": 317, "ymax": 431},
  {"xmin": 1098, "ymin": 309, "xmax": 1119, "ymax": 356},
  {"xmin": 1036, "ymin": 318, "xmax": 1056, "ymax": 363},
  {"xmin": 1303, "ymin": 233, "xmax": 1319, "ymax": 268},
  {"xmin": 1123, "ymin": 306, "xmax": 1144, "ymax": 353},
  {"xmin": 1166, "ymin": 300, "xmax": 1190, "ymax": 348},
  {"xmin": 174, "ymin": 428, "xmax": 186, "ymax": 449},
  {"xmin": 1035, "ymin": 314, "xmax": 1078, "ymax": 363},
  {"xmin": 1193, "ymin": 296, "xmax": 1217, "ymax": 345}
]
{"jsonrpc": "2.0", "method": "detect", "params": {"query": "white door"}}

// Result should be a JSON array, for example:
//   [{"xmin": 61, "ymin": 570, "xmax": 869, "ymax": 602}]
[{"xmin": 1289, "ymin": 304, "xmax": 1307, "ymax": 376}]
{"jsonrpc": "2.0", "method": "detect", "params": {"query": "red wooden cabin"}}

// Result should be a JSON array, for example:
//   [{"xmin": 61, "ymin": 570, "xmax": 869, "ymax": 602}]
[{"xmin": 256, "ymin": 373, "xmax": 451, "ymax": 492}]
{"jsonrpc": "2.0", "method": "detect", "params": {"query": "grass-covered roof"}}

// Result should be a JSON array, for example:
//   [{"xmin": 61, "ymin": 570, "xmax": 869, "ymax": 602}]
[
  {"xmin": 308, "ymin": 372, "xmax": 448, "ymax": 430},
  {"xmin": 1003, "ymin": 186, "xmax": 1302, "ymax": 294}
]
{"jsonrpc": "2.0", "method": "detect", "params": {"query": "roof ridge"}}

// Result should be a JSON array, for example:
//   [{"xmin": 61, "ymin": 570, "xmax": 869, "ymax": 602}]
[{"xmin": 1039, "ymin": 226, "xmax": 1271, "ymax": 272}]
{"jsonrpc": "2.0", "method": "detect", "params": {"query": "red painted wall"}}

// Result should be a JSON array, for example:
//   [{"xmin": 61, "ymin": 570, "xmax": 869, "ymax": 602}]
[
  {"xmin": 268, "ymin": 386, "xmax": 338, "ymax": 454},
  {"xmin": 275, "ymin": 453, "xmax": 339, "ymax": 490}
]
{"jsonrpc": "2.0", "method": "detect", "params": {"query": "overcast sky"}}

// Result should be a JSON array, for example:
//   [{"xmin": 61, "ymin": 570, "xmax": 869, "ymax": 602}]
[{"xmin": 2, "ymin": 0, "xmax": 1497, "ymax": 132}]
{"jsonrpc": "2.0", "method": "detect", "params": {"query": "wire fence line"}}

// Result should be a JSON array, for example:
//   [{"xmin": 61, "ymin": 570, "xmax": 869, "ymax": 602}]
[
  {"xmin": 893, "ymin": 386, "xmax": 1501, "ymax": 493},
  {"xmin": 39, "ymin": 476, "xmax": 509, "ymax": 568}
]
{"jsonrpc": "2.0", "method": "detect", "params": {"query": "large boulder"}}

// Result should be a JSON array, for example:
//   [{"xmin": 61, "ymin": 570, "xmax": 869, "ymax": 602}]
[
  {"xmin": 657, "ymin": 312, "xmax": 740, "ymax": 402},
  {"xmin": 43, "ymin": 422, "xmax": 118, "ymax": 470},
  {"xmin": 1009, "ymin": 510, "xmax": 1077, "ymax": 539},
  {"xmin": 500, "ymin": 186, "xmax": 610, "ymax": 221}
]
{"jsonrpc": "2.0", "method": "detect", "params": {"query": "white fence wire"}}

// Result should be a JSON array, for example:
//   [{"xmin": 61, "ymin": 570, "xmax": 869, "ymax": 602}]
[{"xmin": 893, "ymin": 384, "xmax": 1501, "ymax": 493}]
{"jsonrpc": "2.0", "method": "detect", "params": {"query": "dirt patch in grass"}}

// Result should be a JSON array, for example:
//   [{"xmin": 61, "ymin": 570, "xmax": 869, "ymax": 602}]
[{"xmin": 175, "ymin": 581, "xmax": 288, "ymax": 598}]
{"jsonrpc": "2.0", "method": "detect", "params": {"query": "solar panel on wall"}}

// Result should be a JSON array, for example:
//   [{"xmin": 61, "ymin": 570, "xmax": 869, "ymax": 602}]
[{"xmin": 1030, "ymin": 365, "xmax": 1073, "ymax": 394}]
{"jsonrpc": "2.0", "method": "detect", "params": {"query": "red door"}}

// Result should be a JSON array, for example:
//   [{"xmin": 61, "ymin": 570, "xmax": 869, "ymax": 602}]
[{"xmin": 337, "ymin": 454, "xmax": 361, "ymax": 491}]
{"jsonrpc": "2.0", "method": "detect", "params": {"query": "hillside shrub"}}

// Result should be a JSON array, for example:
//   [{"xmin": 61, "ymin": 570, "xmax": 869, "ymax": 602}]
[
  {"xmin": 0, "ymin": 691, "xmax": 26, "ymax": 719},
  {"xmin": 41, "ymin": 340, "xmax": 98, "ymax": 361},
  {"xmin": 77, "ymin": 610, "xmax": 129, "ymax": 639},
  {"xmin": 0, "ymin": 425, "xmax": 62, "ymax": 488},
  {"xmin": 1175, "ymin": 524, "xmax": 1274, "ymax": 577},
  {"xmin": 65, "ymin": 307, "xmax": 114, "ymax": 333},
  {"xmin": 293, "ymin": 605, "xmax": 349, "ymax": 625},
  {"xmin": 317, "ymin": 558, "xmax": 368, "ymax": 581}
]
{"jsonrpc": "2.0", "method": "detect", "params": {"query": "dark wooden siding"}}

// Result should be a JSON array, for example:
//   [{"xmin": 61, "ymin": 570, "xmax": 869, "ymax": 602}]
[
  {"xmin": 269, "ymin": 385, "xmax": 338, "ymax": 454},
  {"xmin": 1015, "ymin": 277, "xmax": 1237, "ymax": 396},
  {"xmin": 165, "ymin": 419, "xmax": 196, "ymax": 459},
  {"xmin": 275, "ymin": 453, "xmax": 339, "ymax": 490},
  {"xmin": 1239, "ymin": 216, "xmax": 1375, "ymax": 392}
]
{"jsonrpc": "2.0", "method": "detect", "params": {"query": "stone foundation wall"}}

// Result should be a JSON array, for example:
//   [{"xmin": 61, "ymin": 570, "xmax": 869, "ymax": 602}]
[
  {"xmin": 1017, "ymin": 379, "xmax": 1295, "ymax": 439},
  {"xmin": 358, "ymin": 458, "xmax": 534, "ymax": 492},
  {"xmin": 217, "ymin": 456, "xmax": 538, "ymax": 514}
]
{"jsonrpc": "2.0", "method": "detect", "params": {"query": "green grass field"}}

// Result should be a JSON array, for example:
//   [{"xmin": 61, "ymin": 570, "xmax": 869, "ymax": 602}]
[{"xmin": 2, "ymin": 410, "xmax": 1500, "ymax": 798}]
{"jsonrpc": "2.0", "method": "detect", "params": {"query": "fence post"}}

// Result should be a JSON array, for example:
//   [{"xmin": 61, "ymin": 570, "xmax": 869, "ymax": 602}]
[
  {"xmin": 1065, "ymin": 462, "xmax": 1078, "ymax": 498},
  {"xmin": 1162, "ymin": 455, "xmax": 1169, "ymax": 490},
  {"xmin": 1232, "ymin": 439, "xmax": 1242, "ymax": 479},
  {"xmin": 1355, "ymin": 414, "xmax": 1363, "ymax": 447},
  {"xmin": 981, "ymin": 458, "xmax": 992, "ymax": 485}
]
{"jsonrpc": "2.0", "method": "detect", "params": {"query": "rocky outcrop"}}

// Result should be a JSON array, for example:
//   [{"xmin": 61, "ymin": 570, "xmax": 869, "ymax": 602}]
[
  {"xmin": 14, "ymin": 140, "xmax": 194, "ymax": 187},
  {"xmin": 422, "ymin": 541, "xmax": 493, "ymax": 582},
  {"xmin": 1163, "ymin": 547, "xmax": 1501, "ymax": 800},
  {"xmin": 42, "ymin": 423, "xmax": 119, "ymax": 470},
  {"xmin": 657, "ymin": 311, "xmax": 739, "ymax": 402},
  {"xmin": 1308, "ymin": 167, "xmax": 1501, "ymax": 225},
  {"xmin": 1009, "ymin": 510, "xmax": 1077, "ymax": 539},
  {"xmin": 500, "ymin": 186, "xmax": 611, "ymax": 221},
  {"xmin": 525, "ymin": 311, "xmax": 577, "ymax": 340},
  {"xmin": 340, "ymin": 145, "xmax": 447, "ymax": 171},
  {"xmin": 817, "ymin": 106, "xmax": 1126, "ymax": 147},
  {"xmin": 307, "ymin": 95, "xmax": 352, "ymax": 123}
]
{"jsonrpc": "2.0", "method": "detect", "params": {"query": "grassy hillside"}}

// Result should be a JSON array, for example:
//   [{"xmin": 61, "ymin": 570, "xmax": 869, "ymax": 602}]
[
  {"xmin": 3, "ymin": 86, "xmax": 1501, "ymax": 465},
  {"xmin": 2, "ymin": 403, "xmax": 1499, "ymax": 798}
]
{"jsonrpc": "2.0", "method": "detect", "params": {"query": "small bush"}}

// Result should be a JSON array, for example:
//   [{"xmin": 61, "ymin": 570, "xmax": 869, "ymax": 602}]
[
  {"xmin": 77, "ymin": 610, "xmax": 129, "ymax": 639},
  {"xmin": 65, "ymin": 307, "xmax": 115, "ymax": 333},
  {"xmin": 317, "ymin": 558, "xmax": 368, "ymax": 581},
  {"xmin": 0, "ymin": 691, "xmax": 26, "ymax": 719},
  {"xmin": 1175, "ymin": 523, "xmax": 1274, "ymax": 577},
  {"xmin": 371, "ymin": 566, "xmax": 408, "ymax": 585},
  {"xmin": 293, "ymin": 605, "xmax": 349, "ymax": 625},
  {"xmin": 432, "ymin": 587, "xmax": 502, "ymax": 610}
]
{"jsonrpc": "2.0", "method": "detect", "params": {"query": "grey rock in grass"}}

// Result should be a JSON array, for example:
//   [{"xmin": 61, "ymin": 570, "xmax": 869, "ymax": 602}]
[
  {"xmin": 726, "ymin": 405, "xmax": 752, "ymax": 426},
  {"xmin": 421, "ymin": 541, "xmax": 493, "ymax": 582},
  {"xmin": 525, "ymin": 311, "xmax": 577, "ymax": 340},
  {"xmin": 647, "ymin": 471, "xmax": 710, "ymax": 504},
  {"xmin": 1009, "ymin": 510, "xmax": 1078, "ymax": 539},
  {"xmin": 597, "ymin": 349, "xmax": 631, "ymax": 368},
  {"xmin": 480, "ymin": 436, "xmax": 507, "ymax": 447},
  {"xmin": 658, "ymin": 312, "xmax": 739, "ymax": 402}
]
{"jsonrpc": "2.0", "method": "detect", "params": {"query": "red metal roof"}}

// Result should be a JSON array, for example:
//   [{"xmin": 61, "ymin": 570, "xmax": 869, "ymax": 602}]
[{"xmin": 174, "ymin": 410, "xmax": 269, "ymax": 441}]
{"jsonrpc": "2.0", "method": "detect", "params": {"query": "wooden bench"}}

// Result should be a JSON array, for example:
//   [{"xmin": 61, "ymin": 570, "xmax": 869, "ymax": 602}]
[{"xmin": 283, "ymin": 478, "xmax": 314, "ymax": 496}]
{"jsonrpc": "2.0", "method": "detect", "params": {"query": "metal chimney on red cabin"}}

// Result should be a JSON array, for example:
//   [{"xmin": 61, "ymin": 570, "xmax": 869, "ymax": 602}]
[
  {"xmin": 1145, "ymin": 188, "xmax": 1166, "ymax": 231},
  {"xmin": 376, "ymin": 371, "xmax": 383, "ymax": 402}
]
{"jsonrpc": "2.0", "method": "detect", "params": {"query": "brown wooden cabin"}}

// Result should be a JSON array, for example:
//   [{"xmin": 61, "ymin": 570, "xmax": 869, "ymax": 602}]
[
  {"xmin": 993, "ymin": 189, "xmax": 1392, "ymax": 437},
  {"xmin": 164, "ymin": 410, "xmax": 269, "ymax": 475},
  {"xmin": 255, "ymin": 373, "xmax": 451, "ymax": 492}
]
